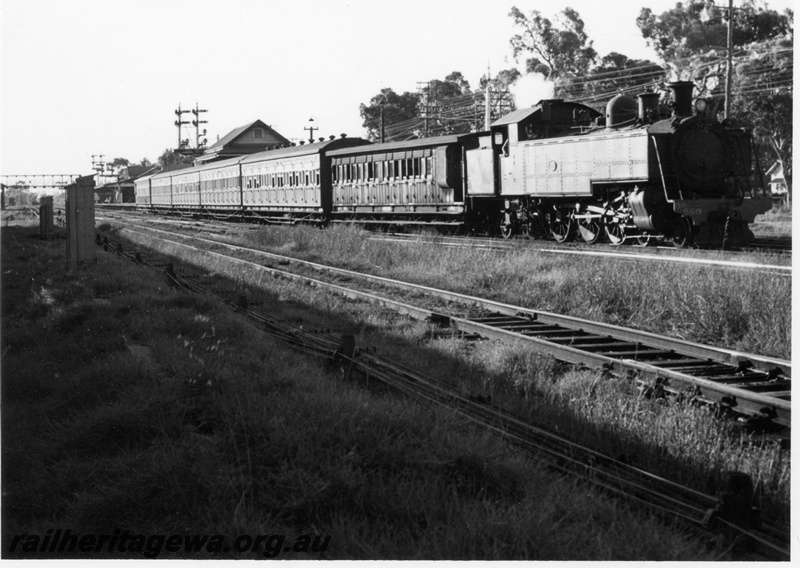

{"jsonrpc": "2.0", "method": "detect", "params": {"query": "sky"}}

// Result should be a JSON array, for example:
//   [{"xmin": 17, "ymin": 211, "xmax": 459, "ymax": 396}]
[{"xmin": 0, "ymin": 0, "xmax": 794, "ymax": 180}]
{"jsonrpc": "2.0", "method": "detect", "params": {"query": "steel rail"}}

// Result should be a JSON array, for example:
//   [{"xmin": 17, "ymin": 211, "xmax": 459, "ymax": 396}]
[
  {"xmin": 117, "ymin": 222, "xmax": 791, "ymax": 374},
  {"xmin": 102, "ymin": 236, "xmax": 791, "ymax": 561},
  {"xmin": 99, "ymin": 208, "xmax": 792, "ymax": 260},
  {"xmin": 113, "ymin": 224, "xmax": 790, "ymax": 428},
  {"xmin": 364, "ymin": 232, "xmax": 792, "ymax": 273}
]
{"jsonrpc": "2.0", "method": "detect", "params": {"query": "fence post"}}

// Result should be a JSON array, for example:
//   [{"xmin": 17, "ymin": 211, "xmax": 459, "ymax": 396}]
[
  {"xmin": 65, "ymin": 175, "xmax": 96, "ymax": 270},
  {"xmin": 39, "ymin": 195, "xmax": 54, "ymax": 239}
]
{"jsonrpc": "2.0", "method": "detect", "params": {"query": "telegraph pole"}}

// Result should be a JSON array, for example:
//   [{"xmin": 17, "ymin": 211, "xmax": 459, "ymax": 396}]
[
  {"xmin": 724, "ymin": 0, "xmax": 734, "ymax": 119},
  {"xmin": 484, "ymin": 64, "xmax": 492, "ymax": 131},
  {"xmin": 380, "ymin": 102, "xmax": 386, "ymax": 143},
  {"xmin": 417, "ymin": 81, "xmax": 431, "ymax": 137}
]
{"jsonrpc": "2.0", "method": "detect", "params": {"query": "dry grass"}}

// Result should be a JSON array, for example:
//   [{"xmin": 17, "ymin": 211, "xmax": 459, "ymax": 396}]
[
  {"xmin": 227, "ymin": 223, "xmax": 790, "ymax": 359},
  {"xmin": 751, "ymin": 203, "xmax": 792, "ymax": 236},
  {"xmin": 113, "ymin": 222, "xmax": 790, "ymax": 529},
  {"xmin": 2, "ymin": 225, "xmax": 722, "ymax": 560}
]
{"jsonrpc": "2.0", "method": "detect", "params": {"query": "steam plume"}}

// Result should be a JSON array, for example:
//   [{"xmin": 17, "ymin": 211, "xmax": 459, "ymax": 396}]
[{"xmin": 510, "ymin": 73, "xmax": 555, "ymax": 107}]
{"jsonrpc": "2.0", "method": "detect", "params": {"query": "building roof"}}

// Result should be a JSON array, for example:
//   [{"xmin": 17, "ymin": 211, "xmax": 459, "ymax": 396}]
[
  {"xmin": 196, "ymin": 120, "xmax": 290, "ymax": 164},
  {"xmin": 126, "ymin": 164, "xmax": 160, "ymax": 180},
  {"xmin": 766, "ymin": 161, "xmax": 784, "ymax": 178}
]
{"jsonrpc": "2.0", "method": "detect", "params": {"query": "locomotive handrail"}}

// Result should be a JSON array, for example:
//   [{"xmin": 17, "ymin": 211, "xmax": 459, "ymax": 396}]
[{"xmin": 651, "ymin": 136, "xmax": 682, "ymax": 202}]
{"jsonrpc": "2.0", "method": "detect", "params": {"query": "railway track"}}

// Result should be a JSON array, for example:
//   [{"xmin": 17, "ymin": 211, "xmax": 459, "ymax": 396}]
[
  {"xmin": 94, "ymin": 226, "xmax": 791, "ymax": 560},
  {"xmin": 97, "ymin": 207, "xmax": 791, "ymax": 276},
  {"xmin": 102, "ymin": 218, "xmax": 791, "ymax": 431},
  {"xmin": 366, "ymin": 232, "xmax": 791, "ymax": 277}
]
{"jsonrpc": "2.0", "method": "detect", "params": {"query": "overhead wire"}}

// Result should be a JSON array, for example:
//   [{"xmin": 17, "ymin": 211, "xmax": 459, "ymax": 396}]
[{"xmin": 374, "ymin": 45, "xmax": 792, "ymax": 139}]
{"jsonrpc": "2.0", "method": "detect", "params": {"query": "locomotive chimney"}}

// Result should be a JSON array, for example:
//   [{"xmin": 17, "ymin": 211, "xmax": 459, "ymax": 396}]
[
  {"xmin": 637, "ymin": 92, "xmax": 661, "ymax": 122},
  {"xmin": 668, "ymin": 81, "xmax": 694, "ymax": 118}
]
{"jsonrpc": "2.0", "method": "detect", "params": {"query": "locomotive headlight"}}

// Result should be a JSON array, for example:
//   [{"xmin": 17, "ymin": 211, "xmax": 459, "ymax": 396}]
[{"xmin": 694, "ymin": 98, "xmax": 708, "ymax": 113}]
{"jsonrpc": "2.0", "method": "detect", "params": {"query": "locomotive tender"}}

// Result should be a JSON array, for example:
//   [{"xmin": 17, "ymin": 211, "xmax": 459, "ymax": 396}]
[{"xmin": 135, "ymin": 81, "xmax": 771, "ymax": 247}]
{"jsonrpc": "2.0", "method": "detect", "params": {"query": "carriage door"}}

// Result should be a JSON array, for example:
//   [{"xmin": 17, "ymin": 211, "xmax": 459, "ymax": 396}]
[{"xmin": 493, "ymin": 125, "xmax": 520, "ymax": 194}]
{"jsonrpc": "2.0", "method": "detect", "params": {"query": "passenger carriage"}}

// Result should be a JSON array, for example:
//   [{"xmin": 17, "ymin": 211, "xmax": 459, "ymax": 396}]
[{"xmin": 327, "ymin": 135, "xmax": 481, "ymax": 227}]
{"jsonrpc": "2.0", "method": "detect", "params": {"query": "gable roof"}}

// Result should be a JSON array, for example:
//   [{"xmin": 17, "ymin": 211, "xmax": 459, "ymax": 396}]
[
  {"xmin": 204, "ymin": 120, "xmax": 289, "ymax": 153},
  {"xmin": 126, "ymin": 164, "xmax": 161, "ymax": 180},
  {"xmin": 766, "ymin": 161, "xmax": 784, "ymax": 177}
]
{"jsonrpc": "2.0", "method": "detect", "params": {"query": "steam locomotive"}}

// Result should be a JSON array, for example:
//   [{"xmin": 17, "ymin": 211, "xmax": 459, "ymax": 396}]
[{"xmin": 135, "ymin": 81, "xmax": 771, "ymax": 247}]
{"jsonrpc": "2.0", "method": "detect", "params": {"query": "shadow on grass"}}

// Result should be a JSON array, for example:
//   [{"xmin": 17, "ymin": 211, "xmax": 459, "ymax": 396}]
[
  {"xmin": 116, "ymin": 226, "xmax": 788, "ymax": 527},
  {"xmin": 1, "ymin": 225, "xmax": 784, "ymax": 560}
]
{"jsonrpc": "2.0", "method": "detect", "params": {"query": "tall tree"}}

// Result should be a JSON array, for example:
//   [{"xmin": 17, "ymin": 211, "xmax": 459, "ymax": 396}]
[
  {"xmin": 443, "ymin": 71, "xmax": 472, "ymax": 94},
  {"xmin": 636, "ymin": 0, "xmax": 792, "ymax": 62},
  {"xmin": 419, "ymin": 72, "xmax": 476, "ymax": 136},
  {"xmin": 359, "ymin": 88, "xmax": 421, "ymax": 142},
  {"xmin": 508, "ymin": 6, "xmax": 597, "ymax": 81},
  {"xmin": 730, "ymin": 37, "xmax": 793, "ymax": 200},
  {"xmin": 569, "ymin": 52, "xmax": 665, "ymax": 103},
  {"xmin": 158, "ymin": 148, "xmax": 194, "ymax": 168}
]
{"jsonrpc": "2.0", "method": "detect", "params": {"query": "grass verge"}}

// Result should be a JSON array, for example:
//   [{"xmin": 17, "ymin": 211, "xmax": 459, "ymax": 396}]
[
  {"xmin": 234, "ymin": 223, "xmax": 791, "ymax": 359},
  {"xmin": 2, "ymin": 225, "xmax": 729, "ymax": 560},
  {"xmin": 108, "ymin": 222, "xmax": 789, "ymax": 533}
]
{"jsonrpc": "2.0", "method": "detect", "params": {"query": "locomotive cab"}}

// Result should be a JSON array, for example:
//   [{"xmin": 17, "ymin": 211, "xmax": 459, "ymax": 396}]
[{"xmin": 467, "ymin": 100, "xmax": 602, "ymax": 197}]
